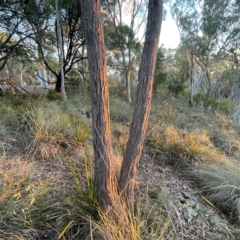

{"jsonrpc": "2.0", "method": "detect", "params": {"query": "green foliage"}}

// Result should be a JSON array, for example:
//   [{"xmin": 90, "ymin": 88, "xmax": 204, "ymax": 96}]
[
  {"xmin": 193, "ymin": 92, "xmax": 205, "ymax": 106},
  {"xmin": 167, "ymin": 83, "xmax": 185, "ymax": 96},
  {"xmin": 193, "ymin": 93, "xmax": 229, "ymax": 113},
  {"xmin": 104, "ymin": 24, "xmax": 140, "ymax": 52},
  {"xmin": 110, "ymin": 97, "xmax": 134, "ymax": 123},
  {"xmin": 211, "ymin": 99, "xmax": 229, "ymax": 113},
  {"xmin": 153, "ymin": 47, "xmax": 167, "ymax": 93}
]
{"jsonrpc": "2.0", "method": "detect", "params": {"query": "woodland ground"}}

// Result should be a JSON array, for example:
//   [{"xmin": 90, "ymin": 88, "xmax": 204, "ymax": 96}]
[{"xmin": 0, "ymin": 86, "xmax": 240, "ymax": 239}]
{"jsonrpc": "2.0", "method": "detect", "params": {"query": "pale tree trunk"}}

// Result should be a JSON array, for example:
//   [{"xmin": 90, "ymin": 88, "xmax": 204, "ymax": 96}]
[
  {"xmin": 13, "ymin": 63, "xmax": 28, "ymax": 87},
  {"xmin": 38, "ymin": 61, "xmax": 48, "ymax": 88},
  {"xmin": 55, "ymin": 0, "xmax": 67, "ymax": 100},
  {"xmin": 82, "ymin": 0, "xmax": 163, "ymax": 211},
  {"xmin": 121, "ymin": 47, "xmax": 132, "ymax": 103},
  {"xmin": 126, "ymin": 68, "xmax": 132, "ymax": 103},
  {"xmin": 119, "ymin": 0, "xmax": 163, "ymax": 207},
  {"xmin": 233, "ymin": 103, "xmax": 240, "ymax": 124},
  {"xmin": 232, "ymin": 64, "xmax": 240, "ymax": 123},
  {"xmin": 81, "ymin": 0, "xmax": 117, "ymax": 211},
  {"xmin": 189, "ymin": 58, "xmax": 205, "ymax": 105},
  {"xmin": 228, "ymin": 62, "xmax": 239, "ymax": 116}
]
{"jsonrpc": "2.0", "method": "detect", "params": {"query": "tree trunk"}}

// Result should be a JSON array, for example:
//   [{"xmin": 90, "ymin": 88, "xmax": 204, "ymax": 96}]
[
  {"xmin": 55, "ymin": 73, "xmax": 61, "ymax": 93},
  {"xmin": 55, "ymin": 0, "xmax": 67, "ymax": 100},
  {"xmin": 82, "ymin": 0, "xmax": 163, "ymax": 212},
  {"xmin": 38, "ymin": 61, "xmax": 48, "ymax": 88},
  {"xmin": 126, "ymin": 69, "xmax": 132, "ymax": 103},
  {"xmin": 81, "ymin": 0, "xmax": 117, "ymax": 211},
  {"xmin": 121, "ymin": 48, "xmax": 132, "ymax": 103},
  {"xmin": 119, "ymin": 0, "xmax": 163, "ymax": 207}
]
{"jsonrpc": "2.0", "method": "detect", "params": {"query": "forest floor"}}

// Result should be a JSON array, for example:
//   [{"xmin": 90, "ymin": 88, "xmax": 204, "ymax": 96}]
[{"xmin": 0, "ymin": 88, "xmax": 240, "ymax": 239}]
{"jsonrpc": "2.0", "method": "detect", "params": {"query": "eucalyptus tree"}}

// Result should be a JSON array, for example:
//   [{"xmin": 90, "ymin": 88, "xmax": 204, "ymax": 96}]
[
  {"xmin": 34, "ymin": 0, "xmax": 86, "ymax": 93},
  {"xmin": 55, "ymin": 0, "xmax": 66, "ymax": 100},
  {"xmin": 81, "ymin": 0, "xmax": 163, "ymax": 212},
  {"xmin": 0, "ymin": 0, "xmax": 47, "ymax": 72},
  {"xmin": 22, "ymin": 0, "xmax": 52, "ymax": 88},
  {"xmin": 171, "ymin": 0, "xmax": 240, "ymax": 108},
  {"xmin": 103, "ymin": 0, "xmax": 147, "ymax": 103}
]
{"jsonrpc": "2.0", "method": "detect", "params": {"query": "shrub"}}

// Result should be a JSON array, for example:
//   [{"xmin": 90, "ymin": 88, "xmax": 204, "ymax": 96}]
[
  {"xmin": 211, "ymin": 99, "xmax": 229, "ymax": 113},
  {"xmin": 193, "ymin": 92, "xmax": 205, "ymax": 106},
  {"xmin": 167, "ymin": 83, "xmax": 185, "ymax": 96}
]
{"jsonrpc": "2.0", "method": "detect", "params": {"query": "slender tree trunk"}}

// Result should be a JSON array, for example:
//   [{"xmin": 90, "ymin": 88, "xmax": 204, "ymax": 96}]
[
  {"xmin": 55, "ymin": 0, "xmax": 67, "ymax": 100},
  {"xmin": 121, "ymin": 48, "xmax": 132, "ymax": 103},
  {"xmin": 38, "ymin": 61, "xmax": 48, "ymax": 88},
  {"xmin": 119, "ymin": 0, "xmax": 163, "ymax": 207},
  {"xmin": 228, "ymin": 63, "xmax": 239, "ymax": 116},
  {"xmin": 55, "ymin": 73, "xmax": 61, "ymax": 93},
  {"xmin": 81, "ymin": 0, "xmax": 117, "ymax": 211},
  {"xmin": 126, "ymin": 69, "xmax": 132, "ymax": 103}
]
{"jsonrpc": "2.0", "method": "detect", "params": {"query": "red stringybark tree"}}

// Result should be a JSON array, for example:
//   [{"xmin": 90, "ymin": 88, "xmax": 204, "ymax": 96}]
[{"xmin": 81, "ymin": 0, "xmax": 163, "ymax": 211}]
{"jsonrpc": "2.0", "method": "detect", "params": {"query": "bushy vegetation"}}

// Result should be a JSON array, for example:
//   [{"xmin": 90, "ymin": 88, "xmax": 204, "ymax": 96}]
[
  {"xmin": 167, "ymin": 83, "xmax": 186, "ymax": 96},
  {"xmin": 193, "ymin": 93, "xmax": 229, "ymax": 113}
]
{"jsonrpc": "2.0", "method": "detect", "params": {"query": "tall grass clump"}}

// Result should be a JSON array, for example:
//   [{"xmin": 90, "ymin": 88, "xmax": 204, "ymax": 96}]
[
  {"xmin": 147, "ymin": 125, "xmax": 227, "ymax": 167},
  {"xmin": 185, "ymin": 164, "xmax": 240, "ymax": 224},
  {"xmin": 59, "ymin": 154, "xmax": 101, "ymax": 239},
  {"xmin": 22, "ymin": 99, "xmax": 91, "ymax": 159}
]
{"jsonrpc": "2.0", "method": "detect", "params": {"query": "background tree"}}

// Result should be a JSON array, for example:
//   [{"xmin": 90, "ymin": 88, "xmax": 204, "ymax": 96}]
[
  {"xmin": 0, "ymin": 0, "xmax": 47, "ymax": 71},
  {"xmin": 171, "ymin": 0, "xmax": 240, "ymax": 109},
  {"xmin": 55, "ymin": 0, "xmax": 67, "ymax": 100},
  {"xmin": 103, "ymin": 0, "xmax": 147, "ymax": 103},
  {"xmin": 36, "ymin": 0, "xmax": 86, "ymax": 93},
  {"xmin": 153, "ymin": 47, "xmax": 167, "ymax": 94}
]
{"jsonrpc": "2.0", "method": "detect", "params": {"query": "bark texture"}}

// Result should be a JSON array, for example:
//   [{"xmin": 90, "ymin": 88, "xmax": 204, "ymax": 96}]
[
  {"xmin": 119, "ymin": 0, "xmax": 163, "ymax": 205},
  {"xmin": 81, "ymin": 0, "xmax": 116, "ymax": 210}
]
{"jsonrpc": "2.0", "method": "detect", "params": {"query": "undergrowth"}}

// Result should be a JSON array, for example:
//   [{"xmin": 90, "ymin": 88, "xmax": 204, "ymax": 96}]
[{"xmin": 0, "ymin": 90, "xmax": 240, "ymax": 239}]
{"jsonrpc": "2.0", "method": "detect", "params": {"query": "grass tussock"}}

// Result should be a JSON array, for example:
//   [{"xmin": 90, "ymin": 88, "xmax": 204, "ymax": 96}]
[
  {"xmin": 148, "ymin": 124, "xmax": 227, "ymax": 167},
  {"xmin": 22, "ymin": 99, "xmax": 91, "ymax": 160},
  {"xmin": 186, "ymin": 164, "xmax": 240, "ymax": 224}
]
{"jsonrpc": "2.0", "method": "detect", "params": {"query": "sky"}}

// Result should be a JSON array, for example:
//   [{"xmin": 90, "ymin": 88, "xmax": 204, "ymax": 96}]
[{"xmin": 160, "ymin": 13, "xmax": 181, "ymax": 49}]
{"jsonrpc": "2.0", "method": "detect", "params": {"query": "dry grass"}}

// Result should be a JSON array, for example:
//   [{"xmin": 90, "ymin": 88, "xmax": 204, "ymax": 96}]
[
  {"xmin": 0, "ymin": 90, "xmax": 240, "ymax": 239},
  {"xmin": 20, "ymin": 97, "xmax": 91, "ymax": 160},
  {"xmin": 0, "ymin": 155, "xmax": 64, "ymax": 239},
  {"xmin": 147, "ymin": 124, "xmax": 228, "ymax": 167},
  {"xmin": 185, "ymin": 164, "xmax": 240, "ymax": 224}
]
